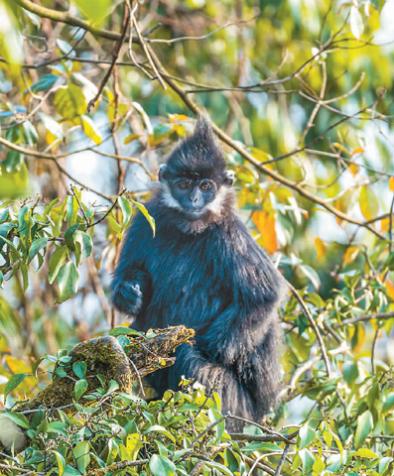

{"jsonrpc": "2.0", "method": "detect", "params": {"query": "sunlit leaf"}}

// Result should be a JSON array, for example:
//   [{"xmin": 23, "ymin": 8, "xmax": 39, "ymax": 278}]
[
  {"xmin": 252, "ymin": 210, "xmax": 278, "ymax": 253},
  {"xmin": 28, "ymin": 236, "xmax": 48, "ymax": 262},
  {"xmin": 54, "ymin": 85, "xmax": 87, "ymax": 120},
  {"xmin": 4, "ymin": 373, "xmax": 28, "ymax": 398},
  {"xmin": 354, "ymin": 410, "xmax": 373, "ymax": 448},
  {"xmin": 74, "ymin": 379, "xmax": 88, "ymax": 400},
  {"xmin": 350, "ymin": 6, "xmax": 364, "ymax": 39},
  {"xmin": 132, "ymin": 199, "xmax": 156, "ymax": 237},
  {"xmin": 359, "ymin": 186, "xmax": 379, "ymax": 221},
  {"xmin": 149, "ymin": 454, "xmax": 176, "ymax": 476},
  {"xmin": 48, "ymin": 246, "xmax": 68, "ymax": 284},
  {"xmin": 57, "ymin": 261, "xmax": 79, "ymax": 302},
  {"xmin": 81, "ymin": 115, "xmax": 102, "ymax": 145},
  {"xmin": 72, "ymin": 0, "xmax": 112, "ymax": 27},
  {"xmin": 73, "ymin": 440, "xmax": 90, "ymax": 473}
]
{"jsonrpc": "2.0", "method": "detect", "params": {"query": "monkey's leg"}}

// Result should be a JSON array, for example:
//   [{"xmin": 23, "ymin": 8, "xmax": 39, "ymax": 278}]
[
  {"xmin": 166, "ymin": 344, "xmax": 260, "ymax": 430},
  {"xmin": 238, "ymin": 326, "xmax": 282, "ymax": 419}
]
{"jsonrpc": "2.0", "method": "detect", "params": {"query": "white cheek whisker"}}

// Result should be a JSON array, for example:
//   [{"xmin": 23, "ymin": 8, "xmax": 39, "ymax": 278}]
[
  {"xmin": 160, "ymin": 183, "xmax": 183, "ymax": 211},
  {"xmin": 205, "ymin": 187, "xmax": 228, "ymax": 215}
]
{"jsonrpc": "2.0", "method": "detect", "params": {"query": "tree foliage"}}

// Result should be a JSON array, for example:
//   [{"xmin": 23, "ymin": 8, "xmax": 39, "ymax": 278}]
[{"xmin": 0, "ymin": 0, "xmax": 394, "ymax": 474}]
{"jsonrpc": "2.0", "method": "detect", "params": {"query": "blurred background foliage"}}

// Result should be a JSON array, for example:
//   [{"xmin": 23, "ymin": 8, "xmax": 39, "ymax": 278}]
[{"xmin": 0, "ymin": 0, "xmax": 394, "ymax": 474}]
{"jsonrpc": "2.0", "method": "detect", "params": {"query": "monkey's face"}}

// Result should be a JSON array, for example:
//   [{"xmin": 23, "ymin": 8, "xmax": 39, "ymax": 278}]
[
  {"xmin": 157, "ymin": 116, "xmax": 234, "ymax": 220},
  {"xmin": 159, "ymin": 168, "xmax": 234, "ymax": 219},
  {"xmin": 169, "ymin": 176, "xmax": 217, "ymax": 216}
]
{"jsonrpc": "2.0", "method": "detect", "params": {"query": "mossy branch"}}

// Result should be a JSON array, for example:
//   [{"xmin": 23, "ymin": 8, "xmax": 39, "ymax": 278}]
[{"xmin": 18, "ymin": 325, "xmax": 194, "ymax": 411}]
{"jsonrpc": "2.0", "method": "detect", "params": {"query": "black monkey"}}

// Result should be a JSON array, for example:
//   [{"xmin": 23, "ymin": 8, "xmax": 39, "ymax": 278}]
[{"xmin": 111, "ymin": 117, "xmax": 285, "ymax": 427}]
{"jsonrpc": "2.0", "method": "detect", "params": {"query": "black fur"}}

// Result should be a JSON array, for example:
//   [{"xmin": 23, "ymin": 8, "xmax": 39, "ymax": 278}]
[{"xmin": 112, "ymin": 117, "xmax": 285, "ymax": 428}]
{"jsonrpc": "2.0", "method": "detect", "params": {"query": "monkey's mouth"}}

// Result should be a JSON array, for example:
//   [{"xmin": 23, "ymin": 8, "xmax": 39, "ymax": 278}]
[{"xmin": 182, "ymin": 208, "xmax": 206, "ymax": 219}]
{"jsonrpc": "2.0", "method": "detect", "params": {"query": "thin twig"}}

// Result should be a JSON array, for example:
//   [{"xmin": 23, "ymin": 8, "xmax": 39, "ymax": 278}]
[
  {"xmin": 87, "ymin": 8, "xmax": 130, "ymax": 112},
  {"xmin": 288, "ymin": 283, "xmax": 332, "ymax": 378},
  {"xmin": 341, "ymin": 312, "xmax": 394, "ymax": 326},
  {"xmin": 274, "ymin": 444, "xmax": 291, "ymax": 476}
]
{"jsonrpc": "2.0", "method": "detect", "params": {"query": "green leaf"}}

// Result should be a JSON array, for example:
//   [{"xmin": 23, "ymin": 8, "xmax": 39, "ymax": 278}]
[
  {"xmin": 354, "ymin": 410, "xmax": 373, "ymax": 448},
  {"xmin": 72, "ymin": 361, "xmax": 87, "ymax": 379},
  {"xmin": 132, "ymin": 199, "xmax": 156, "ymax": 236},
  {"xmin": 149, "ymin": 454, "xmax": 176, "ymax": 476},
  {"xmin": 298, "ymin": 423, "xmax": 316, "ymax": 449},
  {"xmin": 18, "ymin": 205, "xmax": 30, "ymax": 237},
  {"xmin": 204, "ymin": 461, "xmax": 233, "ymax": 475},
  {"xmin": 72, "ymin": 0, "xmax": 112, "ymax": 27},
  {"xmin": 74, "ymin": 230, "xmax": 93, "ymax": 262},
  {"xmin": 299, "ymin": 448, "xmax": 315, "ymax": 475},
  {"xmin": 31, "ymin": 74, "xmax": 58, "ymax": 93},
  {"xmin": 145, "ymin": 425, "xmax": 176, "ymax": 443},
  {"xmin": 2, "ymin": 412, "xmax": 30, "ymax": 430},
  {"xmin": 81, "ymin": 115, "xmax": 102, "ymax": 144},
  {"xmin": 379, "ymin": 457, "xmax": 393, "ymax": 474},
  {"xmin": 343, "ymin": 362, "xmax": 359, "ymax": 385},
  {"xmin": 118, "ymin": 196, "xmax": 133, "ymax": 226},
  {"xmin": 48, "ymin": 246, "xmax": 68, "ymax": 284},
  {"xmin": 52, "ymin": 450, "xmax": 66, "ymax": 476},
  {"xmin": 28, "ymin": 237, "xmax": 48, "ymax": 262},
  {"xmin": 57, "ymin": 261, "xmax": 79, "ymax": 302},
  {"xmin": 5, "ymin": 373, "xmax": 28, "ymax": 398},
  {"xmin": 74, "ymin": 379, "xmax": 89, "ymax": 400},
  {"xmin": 73, "ymin": 440, "xmax": 90, "ymax": 473},
  {"xmin": 63, "ymin": 464, "xmax": 82, "ymax": 476},
  {"xmin": 382, "ymin": 393, "xmax": 394, "ymax": 413},
  {"xmin": 54, "ymin": 84, "xmax": 87, "ymax": 120}
]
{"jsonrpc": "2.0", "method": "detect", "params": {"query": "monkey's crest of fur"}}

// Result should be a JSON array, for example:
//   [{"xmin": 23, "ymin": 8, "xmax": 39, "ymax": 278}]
[{"xmin": 164, "ymin": 116, "xmax": 227, "ymax": 182}]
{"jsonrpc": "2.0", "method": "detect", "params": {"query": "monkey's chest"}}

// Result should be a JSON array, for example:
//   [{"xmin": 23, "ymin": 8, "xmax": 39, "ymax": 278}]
[{"xmin": 144, "ymin": 238, "xmax": 230, "ymax": 329}]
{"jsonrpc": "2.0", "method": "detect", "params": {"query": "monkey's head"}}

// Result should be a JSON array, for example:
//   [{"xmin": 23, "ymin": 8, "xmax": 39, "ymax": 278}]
[{"xmin": 158, "ymin": 116, "xmax": 234, "ymax": 221}]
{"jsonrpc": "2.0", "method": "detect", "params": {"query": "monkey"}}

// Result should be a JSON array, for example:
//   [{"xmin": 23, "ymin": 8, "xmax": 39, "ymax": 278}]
[{"xmin": 111, "ymin": 116, "xmax": 285, "ymax": 428}]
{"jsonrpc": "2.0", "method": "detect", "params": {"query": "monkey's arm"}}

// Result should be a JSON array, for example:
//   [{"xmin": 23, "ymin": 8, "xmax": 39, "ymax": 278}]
[
  {"xmin": 111, "ymin": 268, "xmax": 151, "ymax": 316},
  {"xmin": 111, "ymin": 215, "xmax": 153, "ymax": 316}
]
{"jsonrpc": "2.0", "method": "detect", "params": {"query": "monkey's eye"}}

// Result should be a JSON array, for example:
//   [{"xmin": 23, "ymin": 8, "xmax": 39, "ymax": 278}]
[
  {"xmin": 199, "ymin": 180, "xmax": 215, "ymax": 192},
  {"xmin": 177, "ymin": 179, "xmax": 193, "ymax": 190}
]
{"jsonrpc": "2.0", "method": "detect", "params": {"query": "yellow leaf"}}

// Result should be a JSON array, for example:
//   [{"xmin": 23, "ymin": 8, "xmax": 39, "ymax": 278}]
[
  {"xmin": 348, "ymin": 163, "xmax": 359, "ymax": 176},
  {"xmin": 5, "ymin": 356, "xmax": 31, "ymax": 374},
  {"xmin": 354, "ymin": 448, "xmax": 378, "ymax": 459},
  {"xmin": 172, "ymin": 123, "xmax": 187, "ymax": 137},
  {"xmin": 385, "ymin": 280, "xmax": 394, "ymax": 301},
  {"xmin": 332, "ymin": 142, "xmax": 348, "ymax": 154},
  {"xmin": 123, "ymin": 133, "xmax": 140, "ymax": 145},
  {"xmin": 381, "ymin": 217, "xmax": 390, "ymax": 232},
  {"xmin": 81, "ymin": 115, "xmax": 102, "ymax": 145},
  {"xmin": 343, "ymin": 246, "xmax": 360, "ymax": 265},
  {"xmin": 389, "ymin": 176, "xmax": 394, "ymax": 192},
  {"xmin": 350, "ymin": 147, "xmax": 364, "ymax": 156},
  {"xmin": 314, "ymin": 237, "xmax": 326, "ymax": 260},
  {"xmin": 168, "ymin": 114, "xmax": 189, "ymax": 122},
  {"xmin": 252, "ymin": 210, "xmax": 278, "ymax": 253},
  {"xmin": 359, "ymin": 185, "xmax": 379, "ymax": 221},
  {"xmin": 351, "ymin": 323, "xmax": 366, "ymax": 354}
]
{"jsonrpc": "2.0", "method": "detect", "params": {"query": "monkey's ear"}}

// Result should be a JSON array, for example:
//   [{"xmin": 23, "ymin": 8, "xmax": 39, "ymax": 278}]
[
  {"xmin": 158, "ymin": 164, "xmax": 168, "ymax": 182},
  {"xmin": 224, "ymin": 170, "xmax": 235, "ymax": 186}
]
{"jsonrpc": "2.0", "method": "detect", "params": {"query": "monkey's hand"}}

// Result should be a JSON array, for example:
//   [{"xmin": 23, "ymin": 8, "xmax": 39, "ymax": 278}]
[{"xmin": 112, "ymin": 280, "xmax": 144, "ymax": 316}]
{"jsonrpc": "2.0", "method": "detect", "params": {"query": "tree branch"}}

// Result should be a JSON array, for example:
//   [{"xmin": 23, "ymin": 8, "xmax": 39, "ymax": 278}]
[{"xmin": 14, "ymin": 0, "xmax": 140, "ymax": 43}]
